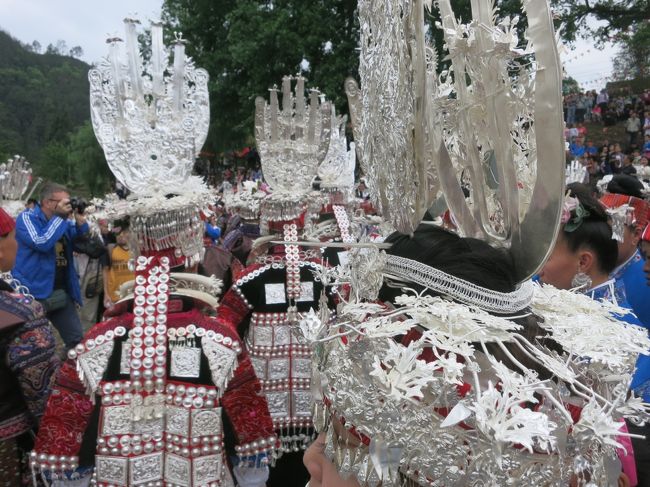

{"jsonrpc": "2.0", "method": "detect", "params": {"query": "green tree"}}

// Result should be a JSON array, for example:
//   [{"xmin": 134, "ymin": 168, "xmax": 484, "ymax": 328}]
[
  {"xmin": 549, "ymin": 0, "xmax": 649, "ymax": 44},
  {"xmin": 67, "ymin": 122, "xmax": 112, "ymax": 196},
  {"xmin": 563, "ymin": 76, "xmax": 582, "ymax": 94},
  {"xmin": 162, "ymin": 0, "xmax": 359, "ymax": 152},
  {"xmin": 611, "ymin": 22, "xmax": 650, "ymax": 80}
]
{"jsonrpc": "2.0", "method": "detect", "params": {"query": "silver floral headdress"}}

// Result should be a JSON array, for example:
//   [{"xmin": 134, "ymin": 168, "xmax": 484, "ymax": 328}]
[
  {"xmin": 346, "ymin": 0, "xmax": 565, "ymax": 282},
  {"xmin": 305, "ymin": 255, "xmax": 650, "ymax": 486},
  {"xmin": 296, "ymin": 1, "xmax": 650, "ymax": 486},
  {"xmin": 89, "ymin": 19, "xmax": 213, "ymax": 265}
]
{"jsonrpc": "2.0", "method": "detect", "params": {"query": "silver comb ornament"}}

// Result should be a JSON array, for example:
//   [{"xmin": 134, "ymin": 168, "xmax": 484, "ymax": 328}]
[
  {"xmin": 255, "ymin": 75, "xmax": 332, "ymax": 195},
  {"xmin": 347, "ymin": 0, "xmax": 565, "ymax": 282},
  {"xmin": 88, "ymin": 19, "xmax": 210, "ymax": 196}
]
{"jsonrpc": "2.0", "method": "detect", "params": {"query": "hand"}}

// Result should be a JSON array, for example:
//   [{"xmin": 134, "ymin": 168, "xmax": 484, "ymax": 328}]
[
  {"xmin": 54, "ymin": 198, "xmax": 72, "ymax": 218},
  {"xmin": 103, "ymin": 295, "xmax": 113, "ymax": 309}
]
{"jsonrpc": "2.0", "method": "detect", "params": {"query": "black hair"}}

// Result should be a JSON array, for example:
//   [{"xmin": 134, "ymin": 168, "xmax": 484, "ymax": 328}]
[
  {"xmin": 607, "ymin": 174, "xmax": 644, "ymax": 198},
  {"xmin": 378, "ymin": 224, "xmax": 517, "ymax": 305},
  {"xmin": 379, "ymin": 223, "xmax": 561, "ymax": 381},
  {"xmin": 564, "ymin": 182, "xmax": 618, "ymax": 274}
]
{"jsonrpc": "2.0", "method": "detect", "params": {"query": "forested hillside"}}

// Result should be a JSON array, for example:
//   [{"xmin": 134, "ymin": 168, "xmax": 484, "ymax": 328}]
[{"xmin": 0, "ymin": 30, "xmax": 111, "ymax": 195}]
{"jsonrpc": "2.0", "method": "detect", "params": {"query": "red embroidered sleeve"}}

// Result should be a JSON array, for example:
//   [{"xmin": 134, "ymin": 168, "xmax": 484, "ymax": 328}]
[
  {"xmin": 216, "ymin": 288, "xmax": 251, "ymax": 332},
  {"xmin": 220, "ymin": 349, "xmax": 277, "ymax": 453},
  {"xmin": 33, "ymin": 359, "xmax": 94, "ymax": 460}
]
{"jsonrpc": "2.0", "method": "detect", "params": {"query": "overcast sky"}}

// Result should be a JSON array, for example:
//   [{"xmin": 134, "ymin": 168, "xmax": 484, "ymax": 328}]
[{"xmin": 0, "ymin": 0, "xmax": 618, "ymax": 90}]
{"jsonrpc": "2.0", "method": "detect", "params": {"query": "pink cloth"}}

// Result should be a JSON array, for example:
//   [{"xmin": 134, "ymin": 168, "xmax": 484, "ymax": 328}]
[{"xmin": 618, "ymin": 423, "xmax": 638, "ymax": 486}]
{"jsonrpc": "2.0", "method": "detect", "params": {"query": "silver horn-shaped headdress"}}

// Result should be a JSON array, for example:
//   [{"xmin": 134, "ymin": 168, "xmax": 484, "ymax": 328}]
[
  {"xmin": 318, "ymin": 106, "xmax": 356, "ymax": 193},
  {"xmin": 255, "ymin": 75, "xmax": 331, "ymax": 195},
  {"xmin": 89, "ymin": 19, "xmax": 210, "ymax": 196},
  {"xmin": 346, "ymin": 0, "xmax": 565, "ymax": 282}
]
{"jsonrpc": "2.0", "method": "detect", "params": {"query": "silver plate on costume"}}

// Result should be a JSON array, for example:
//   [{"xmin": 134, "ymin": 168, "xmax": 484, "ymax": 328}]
[
  {"xmin": 101, "ymin": 405, "xmax": 131, "ymax": 436},
  {"xmin": 96, "ymin": 455, "xmax": 128, "ymax": 486},
  {"xmin": 129, "ymin": 452, "xmax": 163, "ymax": 484},
  {"xmin": 264, "ymin": 283, "xmax": 286, "ymax": 304},
  {"xmin": 296, "ymin": 281, "xmax": 315, "ymax": 303},
  {"xmin": 164, "ymin": 453, "xmax": 191, "ymax": 486},
  {"xmin": 193, "ymin": 454, "xmax": 222, "ymax": 485},
  {"xmin": 191, "ymin": 408, "xmax": 222, "ymax": 437},
  {"xmin": 170, "ymin": 347, "xmax": 202, "ymax": 378}
]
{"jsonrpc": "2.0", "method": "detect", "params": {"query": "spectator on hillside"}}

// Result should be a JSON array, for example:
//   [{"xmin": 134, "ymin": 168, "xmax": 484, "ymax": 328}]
[
  {"xmin": 626, "ymin": 111, "xmax": 642, "ymax": 148},
  {"xmin": 576, "ymin": 122, "xmax": 588, "ymax": 138},
  {"xmin": 644, "ymin": 111, "xmax": 650, "ymax": 136},
  {"xmin": 597, "ymin": 88, "xmax": 609, "ymax": 112},
  {"xmin": 25, "ymin": 198, "xmax": 37, "ymax": 210},
  {"xmin": 566, "ymin": 94, "xmax": 577, "ymax": 125},
  {"xmin": 621, "ymin": 156, "xmax": 637, "ymax": 176},
  {"xmin": 576, "ymin": 93, "xmax": 588, "ymax": 123},
  {"xmin": 585, "ymin": 140, "xmax": 598, "ymax": 156},
  {"xmin": 603, "ymin": 106, "xmax": 617, "ymax": 127},
  {"xmin": 567, "ymin": 124, "xmax": 579, "ymax": 142},
  {"xmin": 13, "ymin": 182, "xmax": 89, "ymax": 348},
  {"xmin": 644, "ymin": 134, "xmax": 650, "ymax": 156},
  {"xmin": 570, "ymin": 138, "xmax": 586, "ymax": 158}
]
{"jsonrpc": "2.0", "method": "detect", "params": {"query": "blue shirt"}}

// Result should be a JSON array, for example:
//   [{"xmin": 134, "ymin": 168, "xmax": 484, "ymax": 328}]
[
  {"xmin": 613, "ymin": 250, "xmax": 650, "ymax": 328},
  {"xmin": 570, "ymin": 144, "xmax": 586, "ymax": 158},
  {"xmin": 13, "ymin": 204, "xmax": 89, "ymax": 304},
  {"xmin": 589, "ymin": 277, "xmax": 650, "ymax": 402},
  {"xmin": 205, "ymin": 222, "xmax": 221, "ymax": 244}
]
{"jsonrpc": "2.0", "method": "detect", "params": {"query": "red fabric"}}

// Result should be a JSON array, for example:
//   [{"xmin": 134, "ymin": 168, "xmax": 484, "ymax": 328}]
[
  {"xmin": 216, "ymin": 288, "xmax": 251, "ymax": 332},
  {"xmin": 221, "ymin": 349, "xmax": 276, "ymax": 446},
  {"xmin": 0, "ymin": 208, "xmax": 15, "ymax": 237},
  {"xmin": 267, "ymin": 213, "xmax": 307, "ymax": 233},
  {"xmin": 33, "ymin": 360, "xmax": 94, "ymax": 457}
]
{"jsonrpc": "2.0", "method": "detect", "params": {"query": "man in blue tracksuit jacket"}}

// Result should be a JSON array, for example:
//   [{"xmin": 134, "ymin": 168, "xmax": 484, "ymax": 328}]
[{"xmin": 13, "ymin": 182, "xmax": 89, "ymax": 347}]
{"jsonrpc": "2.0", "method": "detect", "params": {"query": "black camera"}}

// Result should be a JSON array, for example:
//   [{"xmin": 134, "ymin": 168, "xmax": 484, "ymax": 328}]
[{"xmin": 70, "ymin": 197, "xmax": 89, "ymax": 214}]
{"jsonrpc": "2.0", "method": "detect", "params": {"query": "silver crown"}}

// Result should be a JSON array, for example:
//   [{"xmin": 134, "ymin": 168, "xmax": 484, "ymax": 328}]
[
  {"xmin": 346, "ymin": 0, "xmax": 565, "ymax": 281},
  {"xmin": 89, "ymin": 19, "xmax": 210, "ymax": 196},
  {"xmin": 255, "ymin": 75, "xmax": 331, "ymax": 195}
]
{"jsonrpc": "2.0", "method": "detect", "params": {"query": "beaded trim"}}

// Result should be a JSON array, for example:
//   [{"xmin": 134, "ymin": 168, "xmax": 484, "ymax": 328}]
[{"xmin": 383, "ymin": 255, "xmax": 534, "ymax": 314}]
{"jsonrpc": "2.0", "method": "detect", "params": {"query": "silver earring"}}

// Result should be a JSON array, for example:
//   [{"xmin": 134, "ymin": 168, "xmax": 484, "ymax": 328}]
[{"xmin": 571, "ymin": 271, "xmax": 592, "ymax": 290}]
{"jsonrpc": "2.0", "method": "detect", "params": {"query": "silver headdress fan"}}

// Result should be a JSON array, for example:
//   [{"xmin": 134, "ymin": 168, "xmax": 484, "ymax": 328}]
[
  {"xmin": 89, "ymin": 20, "xmax": 213, "ymax": 266},
  {"xmin": 346, "ymin": 0, "xmax": 565, "ymax": 282},
  {"xmin": 0, "ymin": 155, "xmax": 32, "ymax": 201},
  {"xmin": 89, "ymin": 19, "xmax": 210, "ymax": 196},
  {"xmin": 255, "ymin": 75, "xmax": 331, "ymax": 196},
  {"xmin": 0, "ymin": 155, "xmax": 41, "ymax": 217}
]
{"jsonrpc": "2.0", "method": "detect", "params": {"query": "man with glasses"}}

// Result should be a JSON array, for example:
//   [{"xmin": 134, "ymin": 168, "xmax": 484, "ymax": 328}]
[{"xmin": 13, "ymin": 182, "xmax": 88, "ymax": 348}]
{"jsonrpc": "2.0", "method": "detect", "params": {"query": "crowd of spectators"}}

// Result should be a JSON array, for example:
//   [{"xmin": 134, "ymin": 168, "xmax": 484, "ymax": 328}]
[{"xmin": 565, "ymin": 88, "xmax": 650, "ymax": 188}]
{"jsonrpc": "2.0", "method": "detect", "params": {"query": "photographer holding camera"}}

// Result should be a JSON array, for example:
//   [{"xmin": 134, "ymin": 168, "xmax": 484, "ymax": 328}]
[{"xmin": 13, "ymin": 182, "xmax": 89, "ymax": 348}]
